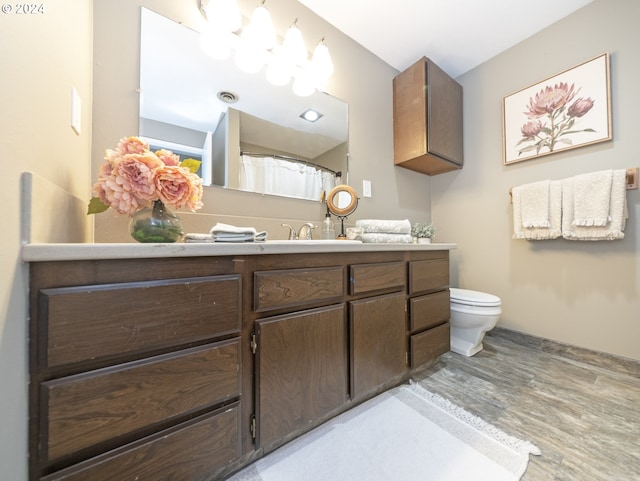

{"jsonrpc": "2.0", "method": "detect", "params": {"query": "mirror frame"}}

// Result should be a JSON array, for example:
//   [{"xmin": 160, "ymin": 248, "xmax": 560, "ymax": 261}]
[{"xmin": 327, "ymin": 184, "xmax": 358, "ymax": 216}]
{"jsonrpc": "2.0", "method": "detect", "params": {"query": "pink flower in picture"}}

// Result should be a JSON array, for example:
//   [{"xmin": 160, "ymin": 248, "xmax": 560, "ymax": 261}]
[{"xmin": 516, "ymin": 82, "xmax": 596, "ymax": 157}]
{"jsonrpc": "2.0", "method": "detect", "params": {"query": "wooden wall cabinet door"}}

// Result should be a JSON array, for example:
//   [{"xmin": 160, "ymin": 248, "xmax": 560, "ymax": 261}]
[
  {"xmin": 393, "ymin": 57, "xmax": 463, "ymax": 175},
  {"xmin": 255, "ymin": 305, "xmax": 348, "ymax": 449},
  {"xmin": 349, "ymin": 292, "xmax": 407, "ymax": 399}
]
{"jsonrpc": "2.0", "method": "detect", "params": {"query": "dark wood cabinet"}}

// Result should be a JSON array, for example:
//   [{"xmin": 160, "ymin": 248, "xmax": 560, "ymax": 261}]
[
  {"xmin": 407, "ymin": 257, "xmax": 451, "ymax": 368},
  {"xmin": 350, "ymin": 292, "xmax": 407, "ymax": 399},
  {"xmin": 29, "ymin": 260, "xmax": 245, "ymax": 481},
  {"xmin": 29, "ymin": 249, "xmax": 451, "ymax": 480},
  {"xmin": 393, "ymin": 57, "xmax": 463, "ymax": 175},
  {"xmin": 255, "ymin": 305, "xmax": 348, "ymax": 449}
]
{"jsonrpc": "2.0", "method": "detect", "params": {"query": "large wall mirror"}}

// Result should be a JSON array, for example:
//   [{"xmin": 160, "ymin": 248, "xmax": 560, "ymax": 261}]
[{"xmin": 139, "ymin": 8, "xmax": 349, "ymax": 202}]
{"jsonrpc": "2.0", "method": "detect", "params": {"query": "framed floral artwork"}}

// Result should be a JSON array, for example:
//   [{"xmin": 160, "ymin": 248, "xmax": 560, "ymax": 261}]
[{"xmin": 503, "ymin": 53, "xmax": 612, "ymax": 165}]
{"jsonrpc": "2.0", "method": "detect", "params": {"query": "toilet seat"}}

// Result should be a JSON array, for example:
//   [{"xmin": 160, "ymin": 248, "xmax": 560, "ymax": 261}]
[{"xmin": 450, "ymin": 288, "xmax": 501, "ymax": 307}]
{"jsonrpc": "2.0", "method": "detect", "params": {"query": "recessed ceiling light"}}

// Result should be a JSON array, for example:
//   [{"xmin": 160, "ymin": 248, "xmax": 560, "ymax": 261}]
[{"xmin": 300, "ymin": 108, "xmax": 323, "ymax": 122}]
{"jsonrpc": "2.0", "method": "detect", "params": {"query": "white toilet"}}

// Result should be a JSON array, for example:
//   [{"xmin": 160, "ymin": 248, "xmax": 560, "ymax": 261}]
[{"xmin": 449, "ymin": 288, "xmax": 502, "ymax": 357}]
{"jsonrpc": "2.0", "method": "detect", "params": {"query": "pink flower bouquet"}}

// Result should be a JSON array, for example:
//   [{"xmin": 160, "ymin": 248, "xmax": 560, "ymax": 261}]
[{"xmin": 88, "ymin": 136, "xmax": 204, "ymax": 216}]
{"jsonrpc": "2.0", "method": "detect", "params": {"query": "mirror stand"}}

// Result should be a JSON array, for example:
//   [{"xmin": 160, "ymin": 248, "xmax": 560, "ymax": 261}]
[{"xmin": 336, "ymin": 215, "xmax": 349, "ymax": 238}]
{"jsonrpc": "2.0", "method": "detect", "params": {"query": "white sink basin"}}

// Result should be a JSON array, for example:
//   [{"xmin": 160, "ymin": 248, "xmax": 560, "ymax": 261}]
[{"xmin": 266, "ymin": 239, "xmax": 362, "ymax": 245}]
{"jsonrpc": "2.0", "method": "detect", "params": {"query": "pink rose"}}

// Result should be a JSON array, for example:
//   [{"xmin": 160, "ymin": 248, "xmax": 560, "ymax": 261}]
[
  {"xmin": 155, "ymin": 149, "xmax": 180, "ymax": 166},
  {"xmin": 154, "ymin": 166, "xmax": 204, "ymax": 211},
  {"xmin": 117, "ymin": 136, "xmax": 149, "ymax": 155}
]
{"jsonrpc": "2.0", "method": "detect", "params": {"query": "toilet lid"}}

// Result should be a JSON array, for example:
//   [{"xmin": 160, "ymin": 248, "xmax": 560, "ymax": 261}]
[{"xmin": 450, "ymin": 288, "xmax": 501, "ymax": 307}]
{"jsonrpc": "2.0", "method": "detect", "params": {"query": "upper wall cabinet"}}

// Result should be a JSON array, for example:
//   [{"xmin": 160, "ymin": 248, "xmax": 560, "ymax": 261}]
[{"xmin": 393, "ymin": 57, "xmax": 463, "ymax": 175}]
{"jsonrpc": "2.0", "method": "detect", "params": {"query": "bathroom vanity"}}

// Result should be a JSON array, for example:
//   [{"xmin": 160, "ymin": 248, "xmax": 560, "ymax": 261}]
[{"xmin": 24, "ymin": 242, "xmax": 454, "ymax": 480}]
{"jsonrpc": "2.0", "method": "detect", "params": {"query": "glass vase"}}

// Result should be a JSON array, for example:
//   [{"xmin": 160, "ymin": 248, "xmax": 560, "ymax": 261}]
[{"xmin": 129, "ymin": 200, "xmax": 184, "ymax": 243}]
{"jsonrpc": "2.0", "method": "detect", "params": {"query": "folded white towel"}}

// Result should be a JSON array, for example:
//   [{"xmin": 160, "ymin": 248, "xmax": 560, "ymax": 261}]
[
  {"xmin": 562, "ymin": 169, "xmax": 627, "ymax": 241},
  {"xmin": 361, "ymin": 233, "xmax": 414, "ymax": 244},
  {"xmin": 571, "ymin": 170, "xmax": 613, "ymax": 226},
  {"xmin": 355, "ymin": 219, "xmax": 412, "ymax": 234},
  {"xmin": 513, "ymin": 180, "xmax": 552, "ymax": 228},
  {"xmin": 183, "ymin": 233, "xmax": 215, "ymax": 243},
  {"xmin": 512, "ymin": 181, "xmax": 562, "ymax": 240},
  {"xmin": 208, "ymin": 223, "xmax": 267, "ymax": 242}
]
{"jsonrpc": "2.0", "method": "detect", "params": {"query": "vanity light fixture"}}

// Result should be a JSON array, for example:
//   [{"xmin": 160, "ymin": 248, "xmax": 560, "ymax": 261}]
[
  {"xmin": 198, "ymin": 0, "xmax": 334, "ymax": 96},
  {"xmin": 299, "ymin": 108, "xmax": 323, "ymax": 122}
]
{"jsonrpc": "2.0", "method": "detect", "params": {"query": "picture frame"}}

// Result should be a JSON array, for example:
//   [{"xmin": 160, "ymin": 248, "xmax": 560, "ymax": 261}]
[{"xmin": 503, "ymin": 53, "xmax": 611, "ymax": 165}]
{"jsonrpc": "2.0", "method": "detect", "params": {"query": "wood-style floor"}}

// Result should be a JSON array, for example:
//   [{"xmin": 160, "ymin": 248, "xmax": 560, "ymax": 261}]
[{"xmin": 413, "ymin": 328, "xmax": 640, "ymax": 481}]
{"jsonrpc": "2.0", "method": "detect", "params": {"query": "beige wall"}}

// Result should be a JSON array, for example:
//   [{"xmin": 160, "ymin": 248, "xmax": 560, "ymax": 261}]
[
  {"xmin": 0, "ymin": 1, "xmax": 93, "ymax": 479},
  {"xmin": 92, "ymin": 0, "xmax": 432, "ymax": 242},
  {"xmin": 432, "ymin": 0, "xmax": 640, "ymax": 360}
]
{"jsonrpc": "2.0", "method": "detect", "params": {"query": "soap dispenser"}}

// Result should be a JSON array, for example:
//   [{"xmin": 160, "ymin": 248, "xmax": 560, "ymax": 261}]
[{"xmin": 321, "ymin": 209, "xmax": 336, "ymax": 239}]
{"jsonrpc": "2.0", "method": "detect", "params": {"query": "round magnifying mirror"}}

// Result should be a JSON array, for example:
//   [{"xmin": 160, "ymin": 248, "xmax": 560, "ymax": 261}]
[{"xmin": 327, "ymin": 184, "xmax": 358, "ymax": 217}]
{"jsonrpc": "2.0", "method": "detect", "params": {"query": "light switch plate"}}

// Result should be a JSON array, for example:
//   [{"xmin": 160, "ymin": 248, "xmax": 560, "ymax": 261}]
[{"xmin": 363, "ymin": 180, "xmax": 372, "ymax": 198}]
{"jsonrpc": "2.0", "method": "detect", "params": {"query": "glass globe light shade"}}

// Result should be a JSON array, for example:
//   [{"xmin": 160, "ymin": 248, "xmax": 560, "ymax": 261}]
[
  {"xmin": 310, "ymin": 40, "xmax": 334, "ymax": 88},
  {"xmin": 243, "ymin": 5, "xmax": 276, "ymax": 50},
  {"xmin": 205, "ymin": 0, "xmax": 242, "ymax": 33},
  {"xmin": 282, "ymin": 23, "xmax": 308, "ymax": 67}
]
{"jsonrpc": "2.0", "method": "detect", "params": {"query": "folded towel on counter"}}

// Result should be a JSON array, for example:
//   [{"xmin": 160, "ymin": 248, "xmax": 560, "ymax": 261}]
[
  {"xmin": 355, "ymin": 219, "xmax": 412, "ymax": 234},
  {"xmin": 183, "ymin": 223, "xmax": 268, "ymax": 243},
  {"xmin": 513, "ymin": 180, "xmax": 552, "ymax": 228},
  {"xmin": 571, "ymin": 170, "xmax": 613, "ymax": 226},
  {"xmin": 361, "ymin": 233, "xmax": 414, "ymax": 244},
  {"xmin": 183, "ymin": 233, "xmax": 216, "ymax": 243},
  {"xmin": 562, "ymin": 169, "xmax": 627, "ymax": 241},
  {"xmin": 211, "ymin": 223, "xmax": 267, "ymax": 242},
  {"xmin": 512, "ymin": 180, "xmax": 562, "ymax": 240}
]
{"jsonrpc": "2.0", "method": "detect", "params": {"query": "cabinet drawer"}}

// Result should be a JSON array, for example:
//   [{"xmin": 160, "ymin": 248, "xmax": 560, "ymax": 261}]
[
  {"xmin": 409, "ymin": 290, "xmax": 450, "ymax": 332},
  {"xmin": 254, "ymin": 266, "xmax": 345, "ymax": 312},
  {"xmin": 42, "ymin": 340, "xmax": 241, "ymax": 462},
  {"xmin": 410, "ymin": 322, "xmax": 450, "ymax": 368},
  {"xmin": 408, "ymin": 258, "xmax": 449, "ymax": 295},
  {"xmin": 40, "ymin": 275, "xmax": 242, "ymax": 368},
  {"xmin": 350, "ymin": 262, "xmax": 405, "ymax": 295},
  {"xmin": 41, "ymin": 405, "xmax": 241, "ymax": 481}
]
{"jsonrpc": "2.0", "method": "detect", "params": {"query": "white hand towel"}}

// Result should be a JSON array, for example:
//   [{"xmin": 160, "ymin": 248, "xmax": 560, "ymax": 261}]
[
  {"xmin": 514, "ymin": 180, "xmax": 552, "ymax": 228},
  {"xmin": 562, "ymin": 169, "xmax": 627, "ymax": 241},
  {"xmin": 355, "ymin": 219, "xmax": 412, "ymax": 234},
  {"xmin": 571, "ymin": 170, "xmax": 613, "ymax": 226},
  {"xmin": 512, "ymin": 181, "xmax": 562, "ymax": 240},
  {"xmin": 361, "ymin": 233, "xmax": 414, "ymax": 244},
  {"xmin": 209, "ymin": 223, "xmax": 267, "ymax": 242}
]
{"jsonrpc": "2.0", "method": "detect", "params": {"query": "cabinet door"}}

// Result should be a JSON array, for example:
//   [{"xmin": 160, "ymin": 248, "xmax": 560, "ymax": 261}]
[
  {"xmin": 393, "ymin": 57, "xmax": 463, "ymax": 175},
  {"xmin": 350, "ymin": 292, "xmax": 407, "ymax": 399},
  {"xmin": 426, "ymin": 59, "xmax": 463, "ymax": 166},
  {"xmin": 255, "ymin": 305, "xmax": 348, "ymax": 448}
]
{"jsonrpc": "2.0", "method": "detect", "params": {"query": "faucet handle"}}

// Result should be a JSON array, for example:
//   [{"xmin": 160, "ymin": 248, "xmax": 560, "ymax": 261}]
[{"xmin": 281, "ymin": 223, "xmax": 297, "ymax": 240}]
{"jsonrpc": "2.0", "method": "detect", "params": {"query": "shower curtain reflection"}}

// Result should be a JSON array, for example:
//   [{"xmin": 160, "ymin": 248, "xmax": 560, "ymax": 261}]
[{"xmin": 239, "ymin": 153, "xmax": 338, "ymax": 201}]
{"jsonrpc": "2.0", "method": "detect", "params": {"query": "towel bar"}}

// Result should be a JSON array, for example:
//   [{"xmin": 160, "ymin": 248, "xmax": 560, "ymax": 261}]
[{"xmin": 509, "ymin": 167, "xmax": 638, "ymax": 203}]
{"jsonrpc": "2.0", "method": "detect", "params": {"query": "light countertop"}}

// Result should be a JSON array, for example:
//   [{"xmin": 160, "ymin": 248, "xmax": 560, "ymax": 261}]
[{"xmin": 22, "ymin": 241, "xmax": 457, "ymax": 262}]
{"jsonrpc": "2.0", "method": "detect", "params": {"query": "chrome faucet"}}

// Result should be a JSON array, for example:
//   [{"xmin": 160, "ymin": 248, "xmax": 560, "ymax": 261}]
[
  {"xmin": 281, "ymin": 222, "xmax": 317, "ymax": 240},
  {"xmin": 281, "ymin": 223, "xmax": 298, "ymax": 240},
  {"xmin": 298, "ymin": 222, "xmax": 316, "ymax": 240}
]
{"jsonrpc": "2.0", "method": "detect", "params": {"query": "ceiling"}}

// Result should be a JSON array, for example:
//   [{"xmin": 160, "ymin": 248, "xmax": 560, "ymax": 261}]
[{"xmin": 298, "ymin": 0, "xmax": 595, "ymax": 78}]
